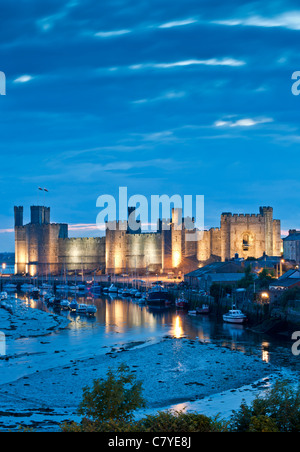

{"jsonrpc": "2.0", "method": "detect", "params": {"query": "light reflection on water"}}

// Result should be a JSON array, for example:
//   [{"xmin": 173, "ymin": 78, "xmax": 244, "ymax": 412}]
[{"xmin": 2, "ymin": 292, "xmax": 294, "ymax": 370}]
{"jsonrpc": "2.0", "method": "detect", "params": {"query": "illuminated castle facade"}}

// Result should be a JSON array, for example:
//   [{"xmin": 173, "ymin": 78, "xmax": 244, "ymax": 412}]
[{"xmin": 14, "ymin": 205, "xmax": 282, "ymax": 276}]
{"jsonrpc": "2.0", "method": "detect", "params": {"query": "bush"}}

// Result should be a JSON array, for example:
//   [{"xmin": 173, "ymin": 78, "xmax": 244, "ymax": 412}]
[
  {"xmin": 132, "ymin": 410, "xmax": 228, "ymax": 432},
  {"xmin": 62, "ymin": 363, "xmax": 146, "ymax": 432},
  {"xmin": 230, "ymin": 380, "xmax": 300, "ymax": 432}
]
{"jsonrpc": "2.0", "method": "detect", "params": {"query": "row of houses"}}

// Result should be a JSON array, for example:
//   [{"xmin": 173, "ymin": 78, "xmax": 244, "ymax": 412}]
[{"xmin": 184, "ymin": 254, "xmax": 287, "ymax": 291}]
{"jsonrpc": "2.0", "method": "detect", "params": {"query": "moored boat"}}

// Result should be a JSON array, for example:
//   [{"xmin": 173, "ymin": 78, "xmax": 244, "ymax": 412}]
[
  {"xmin": 108, "ymin": 284, "xmax": 118, "ymax": 293},
  {"xmin": 147, "ymin": 284, "xmax": 170, "ymax": 306},
  {"xmin": 3, "ymin": 283, "xmax": 17, "ymax": 291},
  {"xmin": 60, "ymin": 299, "xmax": 70, "ymax": 310},
  {"xmin": 86, "ymin": 305, "xmax": 97, "ymax": 316},
  {"xmin": 196, "ymin": 304, "xmax": 210, "ymax": 315},
  {"xmin": 223, "ymin": 307, "xmax": 247, "ymax": 324},
  {"xmin": 77, "ymin": 304, "xmax": 87, "ymax": 314},
  {"xmin": 69, "ymin": 299, "xmax": 79, "ymax": 311},
  {"xmin": 175, "ymin": 294, "xmax": 189, "ymax": 309}
]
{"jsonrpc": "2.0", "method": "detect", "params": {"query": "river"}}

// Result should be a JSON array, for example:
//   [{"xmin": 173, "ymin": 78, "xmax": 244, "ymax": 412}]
[{"xmin": 1, "ymin": 291, "xmax": 298, "ymax": 386}]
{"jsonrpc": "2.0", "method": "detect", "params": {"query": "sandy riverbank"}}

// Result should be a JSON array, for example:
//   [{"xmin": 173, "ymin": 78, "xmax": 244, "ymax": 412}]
[
  {"xmin": 0, "ymin": 298, "xmax": 70, "ymax": 342},
  {"xmin": 0, "ymin": 333, "xmax": 281, "ymax": 431}
]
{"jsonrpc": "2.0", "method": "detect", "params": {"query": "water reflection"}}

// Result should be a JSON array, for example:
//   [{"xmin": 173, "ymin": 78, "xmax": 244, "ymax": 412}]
[
  {"xmin": 172, "ymin": 316, "xmax": 184, "ymax": 339},
  {"xmin": 9, "ymin": 292, "xmax": 293, "ymax": 368}
]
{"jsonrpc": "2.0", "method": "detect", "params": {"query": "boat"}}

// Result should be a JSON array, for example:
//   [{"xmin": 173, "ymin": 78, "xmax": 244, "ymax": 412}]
[
  {"xmin": 69, "ymin": 299, "xmax": 79, "ymax": 311},
  {"xmin": 69, "ymin": 285, "xmax": 80, "ymax": 292},
  {"xmin": 43, "ymin": 292, "xmax": 54, "ymax": 303},
  {"xmin": 121, "ymin": 288, "xmax": 131, "ymax": 297},
  {"xmin": 56, "ymin": 284, "xmax": 69, "ymax": 291},
  {"xmin": 86, "ymin": 305, "xmax": 97, "ymax": 316},
  {"xmin": 108, "ymin": 284, "xmax": 118, "ymax": 293},
  {"xmin": 47, "ymin": 297, "xmax": 55, "ymax": 305},
  {"xmin": 60, "ymin": 299, "xmax": 70, "ymax": 310},
  {"xmin": 196, "ymin": 304, "xmax": 210, "ymax": 315},
  {"xmin": 77, "ymin": 304, "xmax": 87, "ymax": 314},
  {"xmin": 77, "ymin": 284, "xmax": 86, "ymax": 291},
  {"xmin": 223, "ymin": 307, "xmax": 247, "ymax": 324},
  {"xmin": 21, "ymin": 283, "xmax": 34, "ymax": 291},
  {"xmin": 175, "ymin": 294, "xmax": 189, "ymax": 309},
  {"xmin": 147, "ymin": 284, "xmax": 170, "ymax": 306},
  {"xmin": 3, "ymin": 283, "xmax": 17, "ymax": 291},
  {"xmin": 40, "ymin": 283, "xmax": 52, "ymax": 290}
]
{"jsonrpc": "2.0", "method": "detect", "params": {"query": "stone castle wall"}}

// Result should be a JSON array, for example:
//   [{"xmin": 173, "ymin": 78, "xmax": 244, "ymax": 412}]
[
  {"xmin": 14, "ymin": 205, "xmax": 283, "ymax": 276},
  {"xmin": 58, "ymin": 237, "xmax": 106, "ymax": 273}
]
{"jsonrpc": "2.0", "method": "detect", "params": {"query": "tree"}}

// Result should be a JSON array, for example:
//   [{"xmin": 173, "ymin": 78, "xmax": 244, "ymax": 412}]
[
  {"xmin": 257, "ymin": 269, "xmax": 274, "ymax": 290},
  {"xmin": 62, "ymin": 364, "xmax": 146, "ymax": 431},
  {"xmin": 237, "ymin": 265, "xmax": 255, "ymax": 289},
  {"xmin": 230, "ymin": 380, "xmax": 300, "ymax": 432}
]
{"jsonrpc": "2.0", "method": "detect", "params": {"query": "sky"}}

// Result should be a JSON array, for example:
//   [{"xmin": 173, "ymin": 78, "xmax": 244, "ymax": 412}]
[{"xmin": 0, "ymin": 0, "xmax": 300, "ymax": 251}]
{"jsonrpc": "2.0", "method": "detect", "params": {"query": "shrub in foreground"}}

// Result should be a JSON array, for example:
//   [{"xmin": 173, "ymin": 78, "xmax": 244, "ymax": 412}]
[{"xmin": 230, "ymin": 380, "xmax": 300, "ymax": 432}]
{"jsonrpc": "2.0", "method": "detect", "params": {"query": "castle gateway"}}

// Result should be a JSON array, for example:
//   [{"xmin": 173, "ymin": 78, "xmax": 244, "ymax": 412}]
[{"xmin": 14, "ymin": 205, "xmax": 282, "ymax": 276}]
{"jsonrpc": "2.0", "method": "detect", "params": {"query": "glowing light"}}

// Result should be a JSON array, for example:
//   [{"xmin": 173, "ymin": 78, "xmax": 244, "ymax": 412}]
[
  {"xmin": 173, "ymin": 315, "xmax": 183, "ymax": 338},
  {"xmin": 172, "ymin": 250, "xmax": 181, "ymax": 268}
]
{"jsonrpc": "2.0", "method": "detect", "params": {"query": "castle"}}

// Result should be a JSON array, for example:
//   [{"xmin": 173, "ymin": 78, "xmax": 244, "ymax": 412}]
[{"xmin": 14, "ymin": 205, "xmax": 283, "ymax": 276}]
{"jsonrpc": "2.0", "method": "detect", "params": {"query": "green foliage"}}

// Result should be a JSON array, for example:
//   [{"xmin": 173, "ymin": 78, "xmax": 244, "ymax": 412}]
[
  {"xmin": 61, "ymin": 368, "xmax": 300, "ymax": 433},
  {"xmin": 62, "ymin": 411, "xmax": 228, "ymax": 433},
  {"xmin": 230, "ymin": 380, "xmax": 300, "ymax": 432},
  {"xmin": 237, "ymin": 265, "xmax": 255, "ymax": 289},
  {"xmin": 257, "ymin": 269, "xmax": 274, "ymax": 290},
  {"xmin": 69, "ymin": 363, "xmax": 146, "ymax": 430},
  {"xmin": 132, "ymin": 410, "xmax": 228, "ymax": 432},
  {"xmin": 248, "ymin": 416, "xmax": 279, "ymax": 432}
]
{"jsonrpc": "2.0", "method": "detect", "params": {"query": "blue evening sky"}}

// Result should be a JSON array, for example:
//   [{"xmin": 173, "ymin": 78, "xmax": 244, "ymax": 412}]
[{"xmin": 0, "ymin": 0, "xmax": 300, "ymax": 251}]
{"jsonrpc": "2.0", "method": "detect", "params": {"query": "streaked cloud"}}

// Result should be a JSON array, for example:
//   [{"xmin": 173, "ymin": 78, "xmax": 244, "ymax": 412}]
[
  {"xmin": 212, "ymin": 11, "xmax": 300, "ymax": 31},
  {"xmin": 214, "ymin": 118, "xmax": 274, "ymax": 128},
  {"xmin": 94, "ymin": 29, "xmax": 132, "ymax": 38},
  {"xmin": 130, "ymin": 58, "xmax": 246, "ymax": 71},
  {"xmin": 159, "ymin": 18, "xmax": 198, "ymax": 29},
  {"xmin": 132, "ymin": 90, "xmax": 186, "ymax": 104}
]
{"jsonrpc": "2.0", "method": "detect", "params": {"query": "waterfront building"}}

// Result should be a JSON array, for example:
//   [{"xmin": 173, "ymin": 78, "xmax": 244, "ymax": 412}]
[
  {"xmin": 14, "ymin": 205, "xmax": 283, "ymax": 276},
  {"xmin": 184, "ymin": 261, "xmax": 244, "ymax": 289},
  {"xmin": 283, "ymin": 230, "xmax": 300, "ymax": 265}
]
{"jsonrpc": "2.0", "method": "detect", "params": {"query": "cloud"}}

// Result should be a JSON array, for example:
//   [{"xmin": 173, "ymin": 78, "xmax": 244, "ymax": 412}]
[
  {"xmin": 129, "ymin": 58, "xmax": 246, "ymax": 71},
  {"xmin": 14, "ymin": 75, "xmax": 34, "ymax": 83},
  {"xmin": 132, "ymin": 90, "xmax": 186, "ymax": 104},
  {"xmin": 94, "ymin": 29, "xmax": 132, "ymax": 38},
  {"xmin": 212, "ymin": 11, "xmax": 300, "ymax": 31},
  {"xmin": 158, "ymin": 18, "xmax": 198, "ymax": 29},
  {"xmin": 37, "ymin": 0, "xmax": 79, "ymax": 32},
  {"xmin": 214, "ymin": 117, "xmax": 274, "ymax": 128}
]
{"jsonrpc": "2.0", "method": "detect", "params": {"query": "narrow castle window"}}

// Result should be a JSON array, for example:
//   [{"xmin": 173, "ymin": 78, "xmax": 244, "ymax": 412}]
[{"xmin": 243, "ymin": 233, "xmax": 250, "ymax": 251}]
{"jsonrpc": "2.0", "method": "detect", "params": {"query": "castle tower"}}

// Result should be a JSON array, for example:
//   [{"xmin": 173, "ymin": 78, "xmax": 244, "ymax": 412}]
[
  {"xmin": 260, "ymin": 206, "xmax": 273, "ymax": 256},
  {"xmin": 14, "ymin": 206, "xmax": 23, "ymax": 227},
  {"xmin": 220, "ymin": 213, "xmax": 231, "ymax": 261},
  {"xmin": 171, "ymin": 208, "xmax": 183, "ymax": 269},
  {"xmin": 14, "ymin": 206, "xmax": 27, "ymax": 274},
  {"xmin": 30, "ymin": 206, "xmax": 50, "ymax": 225}
]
